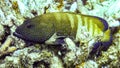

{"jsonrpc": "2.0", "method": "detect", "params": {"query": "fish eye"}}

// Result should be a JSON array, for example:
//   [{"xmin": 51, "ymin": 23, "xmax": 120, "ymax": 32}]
[{"xmin": 26, "ymin": 23, "xmax": 34, "ymax": 29}]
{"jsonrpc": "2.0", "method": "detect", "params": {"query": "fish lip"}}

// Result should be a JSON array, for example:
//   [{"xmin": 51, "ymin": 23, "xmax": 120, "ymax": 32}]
[
  {"xmin": 13, "ymin": 32, "xmax": 24, "ymax": 39},
  {"xmin": 13, "ymin": 32, "xmax": 44, "ymax": 43},
  {"xmin": 13, "ymin": 32, "xmax": 34, "ymax": 44},
  {"xmin": 13, "ymin": 32, "xmax": 32, "ymax": 42}
]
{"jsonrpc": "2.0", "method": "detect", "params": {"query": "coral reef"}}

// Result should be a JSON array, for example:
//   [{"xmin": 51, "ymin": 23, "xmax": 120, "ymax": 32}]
[{"xmin": 0, "ymin": 0, "xmax": 120, "ymax": 68}]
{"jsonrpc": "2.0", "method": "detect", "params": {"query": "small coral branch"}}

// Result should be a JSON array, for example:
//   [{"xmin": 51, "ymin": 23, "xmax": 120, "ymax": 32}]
[{"xmin": 0, "ymin": 36, "xmax": 17, "ymax": 57}]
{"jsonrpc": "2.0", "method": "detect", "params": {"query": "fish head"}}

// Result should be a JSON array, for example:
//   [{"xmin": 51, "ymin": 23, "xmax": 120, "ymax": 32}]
[{"xmin": 13, "ymin": 16, "xmax": 55, "ymax": 43}]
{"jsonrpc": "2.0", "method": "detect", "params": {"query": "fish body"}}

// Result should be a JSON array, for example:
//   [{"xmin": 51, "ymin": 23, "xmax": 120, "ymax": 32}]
[{"xmin": 13, "ymin": 12, "xmax": 112, "ymax": 53}]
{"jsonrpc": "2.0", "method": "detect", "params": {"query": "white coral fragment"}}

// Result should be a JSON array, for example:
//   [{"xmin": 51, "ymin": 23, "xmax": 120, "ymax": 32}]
[{"xmin": 0, "ymin": 24, "xmax": 4, "ymax": 41}]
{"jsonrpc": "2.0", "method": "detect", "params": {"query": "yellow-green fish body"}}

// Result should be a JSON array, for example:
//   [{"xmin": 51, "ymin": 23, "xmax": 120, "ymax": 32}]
[{"xmin": 13, "ymin": 12, "xmax": 112, "ymax": 53}]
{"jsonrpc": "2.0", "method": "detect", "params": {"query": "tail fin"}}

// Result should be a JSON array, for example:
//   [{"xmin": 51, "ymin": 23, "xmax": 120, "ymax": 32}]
[{"xmin": 101, "ymin": 29, "xmax": 111, "ymax": 42}]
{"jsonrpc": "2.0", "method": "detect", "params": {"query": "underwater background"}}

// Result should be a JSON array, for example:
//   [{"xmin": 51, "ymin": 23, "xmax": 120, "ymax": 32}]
[{"xmin": 0, "ymin": 0, "xmax": 120, "ymax": 68}]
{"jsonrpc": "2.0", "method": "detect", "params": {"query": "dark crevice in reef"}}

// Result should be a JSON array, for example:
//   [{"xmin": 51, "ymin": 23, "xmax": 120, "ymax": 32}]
[
  {"xmin": 1, "ymin": 25, "xmax": 11, "ymax": 44},
  {"xmin": 33, "ymin": 60, "xmax": 50, "ymax": 68}
]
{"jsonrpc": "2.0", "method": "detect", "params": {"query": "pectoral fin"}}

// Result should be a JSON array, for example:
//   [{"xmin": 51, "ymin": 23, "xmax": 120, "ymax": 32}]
[{"xmin": 45, "ymin": 33, "xmax": 66, "ymax": 45}]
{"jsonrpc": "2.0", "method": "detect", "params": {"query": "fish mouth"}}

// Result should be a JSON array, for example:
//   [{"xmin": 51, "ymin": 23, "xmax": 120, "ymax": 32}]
[
  {"xmin": 13, "ymin": 32, "xmax": 25, "ymax": 40},
  {"xmin": 13, "ymin": 32, "xmax": 36, "ymax": 44},
  {"xmin": 13, "ymin": 32, "xmax": 33, "ymax": 43},
  {"xmin": 13, "ymin": 32, "xmax": 44, "ymax": 43}
]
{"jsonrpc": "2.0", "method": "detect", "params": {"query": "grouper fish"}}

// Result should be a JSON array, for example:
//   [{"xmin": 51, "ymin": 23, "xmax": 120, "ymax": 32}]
[{"xmin": 13, "ymin": 12, "xmax": 112, "ymax": 54}]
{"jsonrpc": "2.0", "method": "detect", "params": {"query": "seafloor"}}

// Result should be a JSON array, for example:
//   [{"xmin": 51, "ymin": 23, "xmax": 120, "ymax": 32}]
[{"xmin": 0, "ymin": 0, "xmax": 120, "ymax": 68}]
